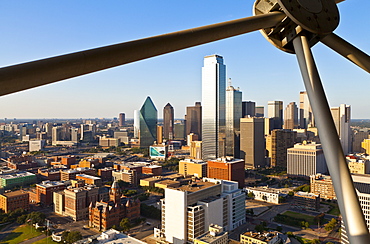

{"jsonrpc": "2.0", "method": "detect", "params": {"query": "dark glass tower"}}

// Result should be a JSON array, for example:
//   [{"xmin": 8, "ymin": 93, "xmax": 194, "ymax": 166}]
[
  {"xmin": 139, "ymin": 96, "xmax": 157, "ymax": 147},
  {"xmin": 163, "ymin": 103, "xmax": 174, "ymax": 140}
]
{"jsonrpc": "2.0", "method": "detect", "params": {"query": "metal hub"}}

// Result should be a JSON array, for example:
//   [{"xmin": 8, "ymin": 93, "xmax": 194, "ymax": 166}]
[{"xmin": 254, "ymin": 0, "xmax": 340, "ymax": 53}]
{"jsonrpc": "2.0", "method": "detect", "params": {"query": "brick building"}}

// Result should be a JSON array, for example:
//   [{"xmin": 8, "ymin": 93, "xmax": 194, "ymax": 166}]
[
  {"xmin": 76, "ymin": 174, "xmax": 102, "ymax": 187},
  {"xmin": 293, "ymin": 191, "xmax": 320, "ymax": 211},
  {"xmin": 89, "ymin": 181, "xmax": 140, "ymax": 231},
  {"xmin": 36, "ymin": 181, "xmax": 66, "ymax": 206},
  {"xmin": 207, "ymin": 158, "xmax": 244, "ymax": 187},
  {"xmin": 38, "ymin": 168, "xmax": 61, "ymax": 181},
  {"xmin": 98, "ymin": 168, "xmax": 113, "ymax": 182},
  {"xmin": 0, "ymin": 190, "xmax": 29, "ymax": 213},
  {"xmin": 310, "ymin": 174, "xmax": 336, "ymax": 200}
]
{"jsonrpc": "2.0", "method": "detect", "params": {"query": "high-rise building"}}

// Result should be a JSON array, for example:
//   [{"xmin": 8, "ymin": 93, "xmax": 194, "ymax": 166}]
[
  {"xmin": 266, "ymin": 129, "xmax": 296, "ymax": 168},
  {"xmin": 331, "ymin": 104, "xmax": 351, "ymax": 155},
  {"xmin": 255, "ymin": 106, "xmax": 264, "ymax": 117},
  {"xmin": 353, "ymin": 130, "xmax": 370, "ymax": 153},
  {"xmin": 242, "ymin": 101, "xmax": 255, "ymax": 118},
  {"xmin": 185, "ymin": 102, "xmax": 202, "ymax": 140},
  {"xmin": 160, "ymin": 178, "xmax": 245, "ymax": 243},
  {"xmin": 118, "ymin": 113, "xmax": 125, "ymax": 127},
  {"xmin": 163, "ymin": 103, "xmax": 174, "ymax": 140},
  {"xmin": 157, "ymin": 125, "xmax": 163, "ymax": 144},
  {"xmin": 268, "ymin": 101, "xmax": 283, "ymax": 129},
  {"xmin": 299, "ymin": 91, "xmax": 314, "ymax": 129},
  {"xmin": 202, "ymin": 55, "xmax": 226, "ymax": 160},
  {"xmin": 284, "ymin": 102, "xmax": 298, "ymax": 130},
  {"xmin": 139, "ymin": 96, "xmax": 157, "ymax": 147},
  {"xmin": 240, "ymin": 117, "xmax": 266, "ymax": 169},
  {"xmin": 133, "ymin": 110, "xmax": 140, "ymax": 138},
  {"xmin": 225, "ymin": 84, "xmax": 242, "ymax": 157},
  {"xmin": 174, "ymin": 123, "xmax": 186, "ymax": 140},
  {"xmin": 287, "ymin": 142, "xmax": 328, "ymax": 177},
  {"xmin": 207, "ymin": 158, "xmax": 245, "ymax": 187}
]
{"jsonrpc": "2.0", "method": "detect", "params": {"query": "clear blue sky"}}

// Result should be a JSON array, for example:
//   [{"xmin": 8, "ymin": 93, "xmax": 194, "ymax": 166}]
[{"xmin": 0, "ymin": 1, "xmax": 369, "ymax": 119}]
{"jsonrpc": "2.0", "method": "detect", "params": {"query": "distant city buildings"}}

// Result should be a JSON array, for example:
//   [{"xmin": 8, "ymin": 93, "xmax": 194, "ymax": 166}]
[{"xmin": 185, "ymin": 102, "xmax": 202, "ymax": 140}]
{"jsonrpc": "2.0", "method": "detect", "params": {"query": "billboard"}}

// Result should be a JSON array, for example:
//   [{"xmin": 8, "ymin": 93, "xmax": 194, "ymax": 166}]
[{"xmin": 150, "ymin": 145, "xmax": 167, "ymax": 160}]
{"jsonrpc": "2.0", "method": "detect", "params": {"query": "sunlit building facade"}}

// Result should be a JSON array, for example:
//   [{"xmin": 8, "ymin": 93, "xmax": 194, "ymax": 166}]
[{"xmin": 139, "ymin": 96, "xmax": 157, "ymax": 147}]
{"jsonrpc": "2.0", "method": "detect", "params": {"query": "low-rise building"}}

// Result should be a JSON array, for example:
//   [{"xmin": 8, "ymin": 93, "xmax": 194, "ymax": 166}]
[
  {"xmin": 142, "ymin": 165, "xmax": 162, "ymax": 176},
  {"xmin": 0, "ymin": 171, "xmax": 37, "ymax": 189},
  {"xmin": 36, "ymin": 181, "xmax": 66, "ymax": 205},
  {"xmin": 244, "ymin": 187, "xmax": 284, "ymax": 204},
  {"xmin": 98, "ymin": 167, "xmax": 113, "ymax": 182},
  {"xmin": 194, "ymin": 224, "xmax": 228, "ymax": 244},
  {"xmin": 0, "ymin": 190, "xmax": 29, "ymax": 213},
  {"xmin": 346, "ymin": 155, "xmax": 370, "ymax": 174},
  {"xmin": 76, "ymin": 174, "xmax": 102, "ymax": 187},
  {"xmin": 240, "ymin": 231, "xmax": 281, "ymax": 244},
  {"xmin": 293, "ymin": 191, "xmax": 320, "ymax": 211},
  {"xmin": 310, "ymin": 174, "xmax": 336, "ymax": 200},
  {"xmin": 112, "ymin": 169, "xmax": 138, "ymax": 186},
  {"xmin": 179, "ymin": 159, "xmax": 207, "ymax": 178},
  {"xmin": 38, "ymin": 168, "xmax": 61, "ymax": 181}
]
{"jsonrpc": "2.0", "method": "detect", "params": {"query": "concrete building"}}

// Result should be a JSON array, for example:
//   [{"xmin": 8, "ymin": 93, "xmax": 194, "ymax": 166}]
[
  {"xmin": 163, "ymin": 103, "xmax": 174, "ymax": 140},
  {"xmin": 346, "ymin": 155, "xmax": 370, "ymax": 174},
  {"xmin": 185, "ymin": 102, "xmax": 202, "ymax": 140},
  {"xmin": 112, "ymin": 169, "xmax": 138, "ymax": 186},
  {"xmin": 331, "ymin": 104, "xmax": 351, "ymax": 155},
  {"xmin": 240, "ymin": 117, "xmax": 266, "ymax": 169},
  {"xmin": 29, "ymin": 139, "xmax": 45, "ymax": 152},
  {"xmin": 98, "ymin": 168, "xmax": 113, "ymax": 182},
  {"xmin": 268, "ymin": 101, "xmax": 283, "ymax": 129},
  {"xmin": 244, "ymin": 187, "xmax": 284, "ymax": 204},
  {"xmin": 310, "ymin": 174, "xmax": 336, "ymax": 200},
  {"xmin": 242, "ymin": 101, "xmax": 255, "ymax": 118},
  {"xmin": 194, "ymin": 224, "xmax": 228, "ymax": 244},
  {"xmin": 99, "ymin": 136, "xmax": 119, "ymax": 148},
  {"xmin": 119, "ymin": 113, "xmax": 125, "ymax": 127},
  {"xmin": 352, "ymin": 130, "xmax": 370, "ymax": 153},
  {"xmin": 179, "ymin": 159, "xmax": 207, "ymax": 178},
  {"xmin": 190, "ymin": 141, "xmax": 203, "ymax": 160},
  {"xmin": 287, "ymin": 142, "xmax": 327, "ymax": 178},
  {"xmin": 160, "ymin": 178, "xmax": 245, "ymax": 243},
  {"xmin": 207, "ymin": 158, "xmax": 244, "ymax": 187},
  {"xmin": 266, "ymin": 129, "xmax": 296, "ymax": 168},
  {"xmin": 0, "ymin": 190, "xmax": 29, "ymax": 213},
  {"xmin": 225, "ymin": 84, "xmax": 242, "ymax": 158},
  {"xmin": 362, "ymin": 138, "xmax": 370, "ymax": 154},
  {"xmin": 255, "ymin": 106, "xmax": 264, "ymax": 118},
  {"xmin": 299, "ymin": 91, "xmax": 314, "ymax": 129},
  {"xmin": 202, "ymin": 55, "xmax": 226, "ymax": 160},
  {"xmin": 240, "ymin": 231, "xmax": 281, "ymax": 244},
  {"xmin": 292, "ymin": 191, "xmax": 320, "ymax": 211},
  {"xmin": 36, "ymin": 181, "xmax": 66, "ymax": 206},
  {"xmin": 284, "ymin": 102, "xmax": 298, "ymax": 130},
  {"xmin": 0, "ymin": 171, "xmax": 37, "ymax": 189}
]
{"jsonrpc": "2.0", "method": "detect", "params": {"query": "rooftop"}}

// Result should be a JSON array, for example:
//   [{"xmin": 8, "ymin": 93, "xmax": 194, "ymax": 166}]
[
  {"xmin": 0, "ymin": 171, "xmax": 35, "ymax": 179},
  {"xmin": 171, "ymin": 181, "xmax": 217, "ymax": 193},
  {"xmin": 241, "ymin": 231, "xmax": 279, "ymax": 242},
  {"xmin": 1, "ymin": 190, "xmax": 28, "ymax": 197},
  {"xmin": 76, "ymin": 174, "xmax": 101, "ymax": 180},
  {"xmin": 37, "ymin": 181, "xmax": 65, "ymax": 188}
]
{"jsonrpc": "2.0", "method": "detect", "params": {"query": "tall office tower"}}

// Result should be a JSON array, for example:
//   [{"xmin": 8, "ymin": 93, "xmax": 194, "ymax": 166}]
[
  {"xmin": 240, "ymin": 117, "xmax": 266, "ymax": 169},
  {"xmin": 242, "ymin": 101, "xmax": 255, "ymax": 117},
  {"xmin": 139, "ymin": 96, "xmax": 157, "ymax": 147},
  {"xmin": 190, "ymin": 141, "xmax": 202, "ymax": 160},
  {"xmin": 202, "ymin": 55, "xmax": 226, "ymax": 160},
  {"xmin": 133, "ymin": 110, "xmax": 140, "ymax": 138},
  {"xmin": 266, "ymin": 129, "xmax": 296, "ymax": 168},
  {"xmin": 331, "ymin": 104, "xmax": 351, "ymax": 154},
  {"xmin": 160, "ymin": 178, "xmax": 245, "ymax": 243},
  {"xmin": 264, "ymin": 118, "xmax": 273, "ymax": 136},
  {"xmin": 225, "ymin": 85, "xmax": 242, "ymax": 157},
  {"xmin": 299, "ymin": 91, "xmax": 314, "ymax": 129},
  {"xmin": 185, "ymin": 102, "xmax": 202, "ymax": 140},
  {"xmin": 163, "ymin": 103, "xmax": 174, "ymax": 140},
  {"xmin": 284, "ymin": 102, "xmax": 298, "ymax": 130},
  {"xmin": 174, "ymin": 123, "xmax": 185, "ymax": 140},
  {"xmin": 255, "ymin": 106, "xmax": 264, "ymax": 117},
  {"xmin": 52, "ymin": 126, "xmax": 63, "ymax": 142},
  {"xmin": 80, "ymin": 124, "xmax": 96, "ymax": 142},
  {"xmin": 45, "ymin": 123, "xmax": 53, "ymax": 138},
  {"xmin": 287, "ymin": 142, "xmax": 328, "ymax": 177},
  {"xmin": 157, "ymin": 125, "xmax": 163, "ymax": 144},
  {"xmin": 207, "ymin": 158, "xmax": 245, "ymax": 187},
  {"xmin": 341, "ymin": 174, "xmax": 370, "ymax": 244},
  {"xmin": 268, "ymin": 101, "xmax": 283, "ymax": 129},
  {"xmin": 118, "ymin": 113, "xmax": 125, "ymax": 127},
  {"xmin": 353, "ymin": 130, "xmax": 370, "ymax": 153},
  {"xmin": 70, "ymin": 127, "xmax": 79, "ymax": 143}
]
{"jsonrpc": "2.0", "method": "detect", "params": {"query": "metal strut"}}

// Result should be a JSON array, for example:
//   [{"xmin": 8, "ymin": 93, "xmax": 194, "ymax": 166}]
[{"xmin": 292, "ymin": 34, "xmax": 370, "ymax": 244}]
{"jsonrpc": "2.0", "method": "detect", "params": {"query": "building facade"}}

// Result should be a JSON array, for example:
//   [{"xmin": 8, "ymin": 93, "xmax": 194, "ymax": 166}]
[
  {"xmin": 310, "ymin": 174, "xmax": 336, "ymax": 200},
  {"xmin": 225, "ymin": 84, "xmax": 242, "ymax": 158},
  {"xmin": 0, "ymin": 190, "xmax": 29, "ymax": 213},
  {"xmin": 163, "ymin": 103, "xmax": 174, "ymax": 140},
  {"xmin": 185, "ymin": 102, "xmax": 202, "ymax": 140},
  {"xmin": 284, "ymin": 102, "xmax": 298, "ymax": 130},
  {"xmin": 179, "ymin": 159, "xmax": 207, "ymax": 178},
  {"xmin": 202, "ymin": 55, "xmax": 226, "ymax": 160},
  {"xmin": 207, "ymin": 158, "xmax": 244, "ymax": 187},
  {"xmin": 139, "ymin": 96, "xmax": 157, "ymax": 147},
  {"xmin": 267, "ymin": 101, "xmax": 283, "ymax": 130},
  {"xmin": 331, "ymin": 104, "xmax": 351, "ymax": 155},
  {"xmin": 266, "ymin": 129, "xmax": 296, "ymax": 168}
]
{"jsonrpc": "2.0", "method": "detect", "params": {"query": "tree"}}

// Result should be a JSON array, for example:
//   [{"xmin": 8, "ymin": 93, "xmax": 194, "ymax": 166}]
[
  {"xmin": 26, "ymin": 211, "xmax": 45, "ymax": 225},
  {"xmin": 120, "ymin": 218, "xmax": 132, "ymax": 232},
  {"xmin": 247, "ymin": 192, "xmax": 255, "ymax": 199},
  {"xmin": 324, "ymin": 218, "xmax": 338, "ymax": 231},
  {"xmin": 17, "ymin": 214, "xmax": 27, "ymax": 224},
  {"xmin": 311, "ymin": 239, "xmax": 320, "ymax": 244},
  {"xmin": 62, "ymin": 231, "xmax": 82, "ymax": 244}
]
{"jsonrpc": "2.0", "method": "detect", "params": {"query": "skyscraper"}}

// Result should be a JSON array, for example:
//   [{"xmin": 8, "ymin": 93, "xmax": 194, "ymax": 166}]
[
  {"xmin": 255, "ymin": 106, "xmax": 264, "ymax": 117},
  {"xmin": 299, "ymin": 91, "xmax": 314, "ymax": 129},
  {"xmin": 133, "ymin": 110, "xmax": 140, "ymax": 138},
  {"xmin": 225, "ymin": 84, "xmax": 242, "ymax": 157},
  {"xmin": 268, "ymin": 101, "xmax": 283, "ymax": 129},
  {"xmin": 202, "ymin": 55, "xmax": 226, "ymax": 160},
  {"xmin": 331, "ymin": 104, "xmax": 351, "ymax": 155},
  {"xmin": 118, "ymin": 113, "xmax": 125, "ymax": 127},
  {"xmin": 185, "ymin": 102, "xmax": 202, "ymax": 140},
  {"xmin": 242, "ymin": 101, "xmax": 255, "ymax": 118},
  {"xmin": 139, "ymin": 96, "xmax": 157, "ymax": 147},
  {"xmin": 266, "ymin": 129, "xmax": 296, "ymax": 168},
  {"xmin": 163, "ymin": 103, "xmax": 174, "ymax": 140},
  {"xmin": 240, "ymin": 117, "xmax": 266, "ymax": 169},
  {"xmin": 284, "ymin": 102, "xmax": 298, "ymax": 130}
]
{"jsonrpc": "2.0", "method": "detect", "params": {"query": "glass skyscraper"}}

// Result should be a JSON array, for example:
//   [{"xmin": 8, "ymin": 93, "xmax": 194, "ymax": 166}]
[
  {"xmin": 201, "ymin": 55, "xmax": 226, "ymax": 160},
  {"xmin": 225, "ymin": 84, "xmax": 242, "ymax": 157},
  {"xmin": 139, "ymin": 96, "xmax": 157, "ymax": 147}
]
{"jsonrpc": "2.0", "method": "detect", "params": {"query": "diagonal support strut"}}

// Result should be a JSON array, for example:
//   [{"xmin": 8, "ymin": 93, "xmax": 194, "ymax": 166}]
[{"xmin": 292, "ymin": 34, "xmax": 370, "ymax": 244}]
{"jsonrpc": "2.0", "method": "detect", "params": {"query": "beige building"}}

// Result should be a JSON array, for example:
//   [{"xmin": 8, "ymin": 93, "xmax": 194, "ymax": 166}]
[
  {"xmin": 362, "ymin": 138, "xmax": 370, "ymax": 154},
  {"xmin": 240, "ymin": 231, "xmax": 280, "ymax": 244},
  {"xmin": 190, "ymin": 141, "xmax": 202, "ymax": 160},
  {"xmin": 266, "ymin": 129, "xmax": 296, "ymax": 168},
  {"xmin": 240, "ymin": 117, "xmax": 266, "ymax": 169},
  {"xmin": 346, "ymin": 155, "xmax": 370, "ymax": 174},
  {"xmin": 310, "ymin": 174, "xmax": 336, "ymax": 200},
  {"xmin": 112, "ymin": 169, "xmax": 138, "ymax": 186},
  {"xmin": 194, "ymin": 224, "xmax": 228, "ymax": 244},
  {"xmin": 179, "ymin": 159, "xmax": 207, "ymax": 178}
]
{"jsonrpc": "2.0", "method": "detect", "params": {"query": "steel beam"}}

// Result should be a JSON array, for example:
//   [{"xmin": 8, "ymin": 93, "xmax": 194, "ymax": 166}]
[
  {"xmin": 0, "ymin": 12, "xmax": 285, "ymax": 97},
  {"xmin": 293, "ymin": 34, "xmax": 370, "ymax": 244},
  {"xmin": 321, "ymin": 33, "xmax": 370, "ymax": 73}
]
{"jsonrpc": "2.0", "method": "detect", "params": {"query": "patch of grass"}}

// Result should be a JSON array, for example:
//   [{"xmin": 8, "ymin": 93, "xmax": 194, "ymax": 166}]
[
  {"xmin": 0, "ymin": 225, "xmax": 42, "ymax": 244},
  {"xmin": 322, "ymin": 202, "xmax": 340, "ymax": 216},
  {"xmin": 33, "ymin": 236, "xmax": 59, "ymax": 244},
  {"xmin": 283, "ymin": 211, "xmax": 316, "ymax": 225}
]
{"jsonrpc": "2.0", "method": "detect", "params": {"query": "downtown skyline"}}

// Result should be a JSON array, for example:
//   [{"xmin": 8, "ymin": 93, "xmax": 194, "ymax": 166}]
[{"xmin": 0, "ymin": 1, "xmax": 369, "ymax": 119}]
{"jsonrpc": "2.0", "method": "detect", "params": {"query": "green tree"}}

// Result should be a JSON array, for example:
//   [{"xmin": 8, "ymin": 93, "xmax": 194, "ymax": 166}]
[
  {"xmin": 17, "ymin": 214, "xmax": 27, "ymax": 224},
  {"xmin": 324, "ymin": 218, "xmax": 337, "ymax": 231},
  {"xmin": 62, "ymin": 231, "xmax": 82, "ymax": 244},
  {"xmin": 247, "ymin": 192, "xmax": 255, "ymax": 199},
  {"xmin": 311, "ymin": 239, "xmax": 320, "ymax": 244},
  {"xmin": 120, "ymin": 218, "xmax": 132, "ymax": 232},
  {"xmin": 26, "ymin": 211, "xmax": 45, "ymax": 225}
]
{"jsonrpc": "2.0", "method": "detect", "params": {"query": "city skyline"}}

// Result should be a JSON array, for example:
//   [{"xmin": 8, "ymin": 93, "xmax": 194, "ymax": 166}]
[{"xmin": 0, "ymin": 1, "xmax": 369, "ymax": 119}]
